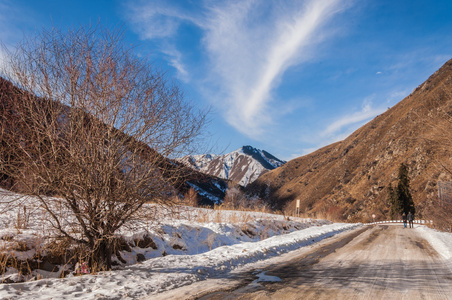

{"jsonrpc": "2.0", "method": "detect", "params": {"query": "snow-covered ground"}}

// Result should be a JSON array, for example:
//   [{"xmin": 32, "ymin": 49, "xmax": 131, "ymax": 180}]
[
  {"xmin": 0, "ymin": 188, "xmax": 346, "ymax": 299},
  {"xmin": 417, "ymin": 226, "xmax": 452, "ymax": 261},
  {"xmin": 1, "ymin": 188, "xmax": 452, "ymax": 300},
  {"xmin": 0, "ymin": 222, "xmax": 361, "ymax": 300}
]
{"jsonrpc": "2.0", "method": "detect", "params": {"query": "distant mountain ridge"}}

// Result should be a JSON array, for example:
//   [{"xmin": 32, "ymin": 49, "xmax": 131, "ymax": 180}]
[{"xmin": 179, "ymin": 146, "xmax": 286, "ymax": 186}]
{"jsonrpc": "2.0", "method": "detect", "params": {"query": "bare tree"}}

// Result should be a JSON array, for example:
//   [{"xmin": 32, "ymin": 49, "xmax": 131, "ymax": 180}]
[{"xmin": 0, "ymin": 24, "xmax": 207, "ymax": 270}]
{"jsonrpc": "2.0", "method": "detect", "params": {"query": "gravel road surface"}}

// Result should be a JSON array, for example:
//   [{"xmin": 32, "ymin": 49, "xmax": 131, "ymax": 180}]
[{"xmin": 198, "ymin": 225, "xmax": 452, "ymax": 300}]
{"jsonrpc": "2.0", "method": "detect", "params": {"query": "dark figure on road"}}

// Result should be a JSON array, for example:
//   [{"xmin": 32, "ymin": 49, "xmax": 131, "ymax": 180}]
[
  {"xmin": 402, "ymin": 212, "xmax": 407, "ymax": 228},
  {"xmin": 408, "ymin": 212, "xmax": 414, "ymax": 228}
]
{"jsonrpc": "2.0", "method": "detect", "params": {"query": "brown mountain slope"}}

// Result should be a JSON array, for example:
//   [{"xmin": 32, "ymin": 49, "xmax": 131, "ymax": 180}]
[
  {"xmin": 247, "ymin": 59, "xmax": 452, "ymax": 222},
  {"xmin": 0, "ymin": 77, "xmax": 227, "ymax": 205}
]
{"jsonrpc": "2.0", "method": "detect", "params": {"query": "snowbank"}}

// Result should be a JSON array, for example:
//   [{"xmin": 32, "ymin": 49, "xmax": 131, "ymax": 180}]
[
  {"xmin": 0, "ymin": 222, "xmax": 358, "ymax": 299},
  {"xmin": 416, "ymin": 226, "xmax": 452, "ymax": 261},
  {"xmin": 0, "ymin": 188, "xmax": 361, "ymax": 299}
]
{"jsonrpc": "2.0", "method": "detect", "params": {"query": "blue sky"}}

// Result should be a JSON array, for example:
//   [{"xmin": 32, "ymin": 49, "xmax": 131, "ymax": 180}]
[{"xmin": 1, "ymin": 0, "xmax": 452, "ymax": 160}]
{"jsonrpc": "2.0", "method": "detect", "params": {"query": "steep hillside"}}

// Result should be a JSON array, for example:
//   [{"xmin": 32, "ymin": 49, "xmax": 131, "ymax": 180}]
[
  {"xmin": 179, "ymin": 146, "xmax": 286, "ymax": 186},
  {"xmin": 247, "ymin": 59, "xmax": 452, "ymax": 222},
  {"xmin": 0, "ymin": 77, "xmax": 227, "ymax": 205}
]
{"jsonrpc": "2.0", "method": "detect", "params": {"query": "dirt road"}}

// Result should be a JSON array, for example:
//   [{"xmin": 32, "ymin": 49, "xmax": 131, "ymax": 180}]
[{"xmin": 197, "ymin": 225, "xmax": 452, "ymax": 300}]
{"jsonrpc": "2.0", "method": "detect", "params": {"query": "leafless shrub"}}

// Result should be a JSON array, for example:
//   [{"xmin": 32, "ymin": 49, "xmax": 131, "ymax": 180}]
[
  {"xmin": 184, "ymin": 187, "xmax": 198, "ymax": 207},
  {"xmin": 195, "ymin": 210, "xmax": 210, "ymax": 223},
  {"xmin": 14, "ymin": 205, "xmax": 30, "ymax": 229},
  {"xmin": 222, "ymin": 183, "xmax": 272, "ymax": 213},
  {"xmin": 214, "ymin": 211, "xmax": 222, "ymax": 223},
  {"xmin": 0, "ymin": 24, "xmax": 207, "ymax": 270},
  {"xmin": 223, "ymin": 183, "xmax": 246, "ymax": 209},
  {"xmin": 0, "ymin": 252, "xmax": 11, "ymax": 278}
]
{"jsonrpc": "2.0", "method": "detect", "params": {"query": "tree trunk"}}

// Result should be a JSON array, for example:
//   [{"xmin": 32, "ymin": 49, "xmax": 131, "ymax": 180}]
[{"xmin": 91, "ymin": 238, "xmax": 112, "ymax": 272}]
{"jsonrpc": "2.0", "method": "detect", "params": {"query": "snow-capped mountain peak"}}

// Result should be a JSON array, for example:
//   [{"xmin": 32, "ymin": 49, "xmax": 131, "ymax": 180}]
[{"xmin": 179, "ymin": 146, "xmax": 286, "ymax": 186}]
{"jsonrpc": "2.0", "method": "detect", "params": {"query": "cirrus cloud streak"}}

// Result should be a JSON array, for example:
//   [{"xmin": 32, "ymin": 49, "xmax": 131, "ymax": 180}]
[{"xmin": 125, "ymin": 0, "xmax": 352, "ymax": 138}]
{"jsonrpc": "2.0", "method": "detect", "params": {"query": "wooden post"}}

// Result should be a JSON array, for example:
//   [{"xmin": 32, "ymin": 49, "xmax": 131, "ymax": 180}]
[{"xmin": 296, "ymin": 199, "xmax": 300, "ymax": 218}]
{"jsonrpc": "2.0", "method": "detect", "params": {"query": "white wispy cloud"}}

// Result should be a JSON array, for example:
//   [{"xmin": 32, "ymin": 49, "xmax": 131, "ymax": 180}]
[
  {"xmin": 322, "ymin": 96, "xmax": 385, "ymax": 138},
  {"xmin": 0, "ymin": 0, "xmax": 18, "ymax": 74},
  {"xmin": 203, "ymin": 0, "xmax": 350, "ymax": 137},
  {"xmin": 293, "ymin": 96, "xmax": 384, "ymax": 157},
  {"xmin": 161, "ymin": 46, "xmax": 189, "ymax": 82},
  {"xmin": 125, "ymin": 1, "xmax": 202, "ymax": 40},
  {"xmin": 125, "ymin": 0, "xmax": 351, "ymax": 138},
  {"xmin": 0, "ymin": 47, "xmax": 9, "ymax": 72},
  {"xmin": 0, "ymin": 0, "xmax": 34, "ymax": 44}
]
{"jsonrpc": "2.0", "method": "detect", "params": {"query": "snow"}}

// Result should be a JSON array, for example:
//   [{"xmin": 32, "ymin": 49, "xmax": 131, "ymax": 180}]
[
  {"xmin": 178, "ymin": 146, "xmax": 285, "ymax": 186},
  {"xmin": 0, "ymin": 188, "xmax": 357, "ymax": 299},
  {"xmin": 254, "ymin": 271, "xmax": 282, "ymax": 283},
  {"xmin": 416, "ymin": 225, "xmax": 452, "ymax": 261},
  {"xmin": 3, "ymin": 188, "xmax": 452, "ymax": 299},
  {"xmin": 186, "ymin": 182, "xmax": 222, "ymax": 204},
  {"xmin": 0, "ymin": 222, "xmax": 358, "ymax": 299}
]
